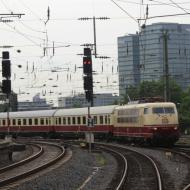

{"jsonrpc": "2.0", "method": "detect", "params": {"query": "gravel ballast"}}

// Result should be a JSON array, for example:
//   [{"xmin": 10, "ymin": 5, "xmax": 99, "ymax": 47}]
[{"xmin": 8, "ymin": 145, "xmax": 117, "ymax": 190}]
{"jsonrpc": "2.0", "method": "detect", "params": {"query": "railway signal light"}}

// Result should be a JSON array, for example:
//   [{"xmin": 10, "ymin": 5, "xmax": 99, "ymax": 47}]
[
  {"xmin": 2, "ymin": 51, "xmax": 11, "ymax": 78},
  {"xmin": 82, "ymin": 47, "xmax": 93, "ymax": 105},
  {"xmin": 84, "ymin": 47, "xmax": 91, "ymax": 57},
  {"xmin": 84, "ymin": 75, "xmax": 93, "ymax": 91},
  {"xmin": 85, "ymin": 90, "xmax": 93, "ymax": 102},
  {"xmin": 2, "ymin": 51, "xmax": 9, "ymax": 59},
  {"xmin": 2, "ymin": 79, "xmax": 11, "ymax": 94},
  {"xmin": 2, "ymin": 60, "xmax": 11, "ymax": 78},
  {"xmin": 2, "ymin": 51, "xmax": 11, "ymax": 95},
  {"xmin": 83, "ymin": 57, "xmax": 92, "ymax": 75}
]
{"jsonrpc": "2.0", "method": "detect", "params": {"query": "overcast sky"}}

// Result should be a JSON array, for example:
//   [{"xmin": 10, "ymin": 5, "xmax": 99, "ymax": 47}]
[{"xmin": 0, "ymin": 0, "xmax": 190, "ymax": 105}]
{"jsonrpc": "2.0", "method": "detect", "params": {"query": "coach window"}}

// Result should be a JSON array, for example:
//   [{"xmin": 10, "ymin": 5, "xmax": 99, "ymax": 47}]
[
  {"xmin": 100, "ymin": 116, "xmax": 104, "ymax": 124},
  {"xmin": 55, "ymin": 118, "xmax": 58, "ymax": 125},
  {"xmin": 63, "ymin": 117, "xmax": 66, "ymax": 125},
  {"xmin": 144, "ymin": 108, "xmax": 148, "ymax": 114},
  {"xmin": 82, "ymin": 116, "xmax": 86, "ymax": 124},
  {"xmin": 35, "ymin": 118, "xmax": 38, "ymax": 125},
  {"xmin": 29, "ymin": 119, "xmax": 32, "ymax": 125},
  {"xmin": 49, "ymin": 118, "xmax": 52, "ymax": 125},
  {"xmin": 68, "ymin": 117, "xmax": 71, "ymax": 125},
  {"xmin": 93, "ymin": 116, "xmax": 97, "ymax": 125},
  {"xmin": 46, "ymin": 118, "xmax": 49, "ymax": 125},
  {"xmin": 72, "ymin": 117, "xmax": 76, "ymax": 125},
  {"xmin": 3, "ymin": 119, "xmax": 6, "ymax": 125},
  {"xmin": 108, "ymin": 115, "xmax": 110, "ymax": 124},
  {"xmin": 105, "ymin": 116, "xmax": 108, "ymax": 124},
  {"xmin": 40, "ymin": 118, "xmax": 44, "ymax": 125},
  {"xmin": 18, "ymin": 119, "xmax": 21, "ymax": 125},
  {"xmin": 0, "ymin": 120, "xmax": 1, "ymax": 126},
  {"xmin": 12, "ymin": 119, "xmax": 16, "ymax": 126},
  {"xmin": 77, "ymin": 117, "xmax": 81, "ymax": 125},
  {"xmin": 59, "ymin": 118, "xmax": 61, "ymax": 125},
  {"xmin": 23, "ymin": 119, "xmax": 27, "ymax": 125}
]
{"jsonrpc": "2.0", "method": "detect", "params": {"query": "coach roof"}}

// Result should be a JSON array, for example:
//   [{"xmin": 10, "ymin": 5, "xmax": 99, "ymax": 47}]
[
  {"xmin": 0, "ymin": 109, "xmax": 57, "ymax": 119},
  {"xmin": 54, "ymin": 105, "xmax": 118, "ymax": 116}
]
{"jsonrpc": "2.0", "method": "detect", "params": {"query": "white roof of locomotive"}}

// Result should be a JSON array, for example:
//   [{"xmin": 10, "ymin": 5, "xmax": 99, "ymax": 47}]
[
  {"xmin": 0, "ymin": 105, "xmax": 118, "ymax": 119},
  {"xmin": 115, "ymin": 102, "xmax": 176, "ymax": 110}
]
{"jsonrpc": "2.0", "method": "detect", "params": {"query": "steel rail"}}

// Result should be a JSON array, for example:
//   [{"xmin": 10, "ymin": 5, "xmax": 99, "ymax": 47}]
[
  {"xmin": 99, "ymin": 145, "xmax": 128, "ymax": 190},
  {"xmin": 98, "ymin": 143, "xmax": 162, "ymax": 190},
  {"xmin": 0, "ymin": 142, "xmax": 65, "ymax": 187},
  {"xmin": 0, "ymin": 143, "xmax": 43, "ymax": 173}
]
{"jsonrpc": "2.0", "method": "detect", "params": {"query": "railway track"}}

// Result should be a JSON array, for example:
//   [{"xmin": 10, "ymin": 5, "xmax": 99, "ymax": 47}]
[
  {"xmin": 98, "ymin": 143, "xmax": 162, "ymax": 190},
  {"xmin": 160, "ymin": 145, "xmax": 190, "ymax": 190},
  {"xmin": 0, "ymin": 142, "xmax": 66, "ymax": 189}
]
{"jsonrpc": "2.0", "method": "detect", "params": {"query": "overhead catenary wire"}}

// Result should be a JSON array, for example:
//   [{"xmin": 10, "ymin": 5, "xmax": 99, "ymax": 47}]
[{"xmin": 110, "ymin": 0, "xmax": 139, "ymax": 23}]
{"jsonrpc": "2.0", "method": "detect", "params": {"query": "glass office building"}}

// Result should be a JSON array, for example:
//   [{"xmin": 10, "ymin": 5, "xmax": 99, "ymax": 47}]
[{"xmin": 118, "ymin": 23, "xmax": 190, "ymax": 96}]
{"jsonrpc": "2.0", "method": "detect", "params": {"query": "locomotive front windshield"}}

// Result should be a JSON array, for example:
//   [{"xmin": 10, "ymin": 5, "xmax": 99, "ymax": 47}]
[{"xmin": 152, "ymin": 107, "xmax": 175, "ymax": 114}]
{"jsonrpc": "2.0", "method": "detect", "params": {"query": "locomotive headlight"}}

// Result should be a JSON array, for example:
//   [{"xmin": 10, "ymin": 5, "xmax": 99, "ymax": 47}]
[
  {"xmin": 153, "ymin": 127, "xmax": 158, "ymax": 130},
  {"xmin": 174, "ymin": 127, "xmax": 178, "ymax": 130}
]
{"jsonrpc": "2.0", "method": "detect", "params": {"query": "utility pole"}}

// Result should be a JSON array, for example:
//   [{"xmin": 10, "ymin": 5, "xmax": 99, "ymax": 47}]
[
  {"xmin": 162, "ymin": 31, "xmax": 169, "ymax": 102},
  {"xmin": 78, "ymin": 16, "xmax": 110, "ymax": 58}
]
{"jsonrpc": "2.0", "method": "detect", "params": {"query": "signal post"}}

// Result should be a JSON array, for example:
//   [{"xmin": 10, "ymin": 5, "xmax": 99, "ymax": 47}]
[
  {"xmin": 83, "ymin": 47, "xmax": 94, "ymax": 152},
  {"xmin": 1, "ymin": 51, "xmax": 11, "ymax": 137}
]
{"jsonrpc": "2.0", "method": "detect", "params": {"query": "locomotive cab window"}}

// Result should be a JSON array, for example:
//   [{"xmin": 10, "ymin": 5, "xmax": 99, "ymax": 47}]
[
  {"xmin": 165, "ymin": 107, "xmax": 175, "ymax": 113},
  {"xmin": 153, "ymin": 107, "xmax": 175, "ymax": 114}
]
